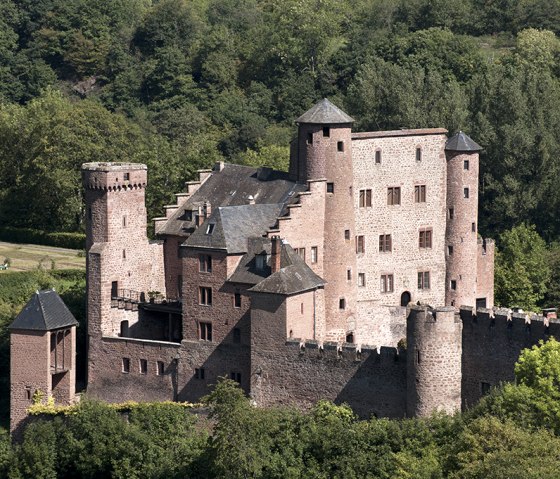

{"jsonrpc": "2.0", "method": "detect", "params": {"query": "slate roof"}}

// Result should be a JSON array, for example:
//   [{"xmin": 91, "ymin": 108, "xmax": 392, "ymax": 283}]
[
  {"xmin": 9, "ymin": 289, "xmax": 79, "ymax": 331},
  {"xmin": 296, "ymin": 98, "xmax": 354, "ymax": 125},
  {"xmin": 185, "ymin": 204, "xmax": 283, "ymax": 254},
  {"xmin": 244, "ymin": 241, "xmax": 325, "ymax": 295},
  {"xmin": 445, "ymin": 131, "xmax": 482, "ymax": 152},
  {"xmin": 158, "ymin": 163, "xmax": 305, "ymax": 237}
]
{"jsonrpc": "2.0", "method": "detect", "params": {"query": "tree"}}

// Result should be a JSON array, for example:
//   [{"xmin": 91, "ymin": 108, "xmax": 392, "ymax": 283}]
[{"xmin": 494, "ymin": 224, "xmax": 550, "ymax": 310}]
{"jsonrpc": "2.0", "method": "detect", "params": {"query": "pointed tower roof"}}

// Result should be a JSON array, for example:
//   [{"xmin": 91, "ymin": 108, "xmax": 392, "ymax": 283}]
[
  {"xmin": 296, "ymin": 98, "xmax": 354, "ymax": 125},
  {"xmin": 445, "ymin": 131, "xmax": 482, "ymax": 152},
  {"xmin": 9, "ymin": 289, "xmax": 79, "ymax": 331}
]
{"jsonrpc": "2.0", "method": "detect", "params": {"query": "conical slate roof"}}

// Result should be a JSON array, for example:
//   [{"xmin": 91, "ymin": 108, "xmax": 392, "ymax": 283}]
[
  {"xmin": 9, "ymin": 289, "xmax": 79, "ymax": 331},
  {"xmin": 296, "ymin": 98, "xmax": 354, "ymax": 124},
  {"xmin": 445, "ymin": 131, "xmax": 482, "ymax": 152}
]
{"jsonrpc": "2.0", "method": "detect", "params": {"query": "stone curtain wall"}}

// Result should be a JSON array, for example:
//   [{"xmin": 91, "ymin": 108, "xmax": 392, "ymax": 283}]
[{"xmin": 476, "ymin": 239, "xmax": 495, "ymax": 308}]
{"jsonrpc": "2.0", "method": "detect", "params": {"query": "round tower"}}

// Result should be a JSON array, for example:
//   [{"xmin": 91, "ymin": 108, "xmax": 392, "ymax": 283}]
[
  {"xmin": 444, "ymin": 132, "xmax": 482, "ymax": 308},
  {"xmin": 406, "ymin": 306, "xmax": 462, "ymax": 417},
  {"xmin": 294, "ymin": 99, "xmax": 357, "ymax": 340}
]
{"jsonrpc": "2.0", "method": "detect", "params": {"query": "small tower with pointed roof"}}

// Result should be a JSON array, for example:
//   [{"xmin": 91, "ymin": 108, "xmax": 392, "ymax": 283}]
[
  {"xmin": 9, "ymin": 289, "xmax": 78, "ymax": 437},
  {"xmin": 291, "ymin": 99, "xmax": 357, "ymax": 340},
  {"xmin": 445, "ymin": 132, "xmax": 483, "ymax": 308}
]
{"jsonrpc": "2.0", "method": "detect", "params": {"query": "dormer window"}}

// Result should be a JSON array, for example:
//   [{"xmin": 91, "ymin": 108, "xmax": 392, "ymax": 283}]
[
  {"xmin": 185, "ymin": 210, "xmax": 192, "ymax": 221},
  {"xmin": 206, "ymin": 223, "xmax": 215, "ymax": 235},
  {"xmin": 255, "ymin": 254, "xmax": 266, "ymax": 270}
]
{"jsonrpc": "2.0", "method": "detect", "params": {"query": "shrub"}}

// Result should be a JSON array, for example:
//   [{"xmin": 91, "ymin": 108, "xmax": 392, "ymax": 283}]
[{"xmin": 0, "ymin": 227, "xmax": 85, "ymax": 250}]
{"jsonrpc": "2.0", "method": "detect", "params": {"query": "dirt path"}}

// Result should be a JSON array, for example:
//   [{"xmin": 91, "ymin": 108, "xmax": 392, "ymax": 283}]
[{"xmin": 0, "ymin": 241, "xmax": 85, "ymax": 272}]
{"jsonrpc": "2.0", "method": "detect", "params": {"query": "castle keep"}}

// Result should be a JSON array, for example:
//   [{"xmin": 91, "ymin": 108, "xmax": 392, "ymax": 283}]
[{"xmin": 15, "ymin": 98, "xmax": 547, "ymax": 434}]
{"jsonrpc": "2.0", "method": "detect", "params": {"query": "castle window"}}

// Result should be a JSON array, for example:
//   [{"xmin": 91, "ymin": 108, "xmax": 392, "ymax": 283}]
[
  {"xmin": 358, "ymin": 273, "xmax": 366, "ymax": 287},
  {"xmin": 199, "ymin": 322, "xmax": 212, "ymax": 341},
  {"xmin": 448, "ymin": 245, "xmax": 453, "ymax": 255},
  {"xmin": 323, "ymin": 126, "xmax": 330, "ymax": 137},
  {"xmin": 234, "ymin": 291, "xmax": 241, "ymax": 308},
  {"xmin": 195, "ymin": 368, "xmax": 205, "ymax": 379},
  {"xmin": 307, "ymin": 132, "xmax": 313, "ymax": 144},
  {"xmin": 120, "ymin": 320, "xmax": 129, "ymax": 337},
  {"xmin": 359, "ymin": 189, "xmax": 372, "ymax": 207},
  {"xmin": 379, "ymin": 234, "xmax": 392, "ymax": 252},
  {"xmin": 199, "ymin": 287, "xmax": 212, "ymax": 306},
  {"xmin": 157, "ymin": 361, "xmax": 165, "ymax": 376},
  {"xmin": 123, "ymin": 216, "xmax": 127, "ymax": 227},
  {"xmin": 311, "ymin": 246, "xmax": 318, "ymax": 263},
  {"xmin": 124, "ymin": 173, "xmax": 130, "ymax": 181},
  {"xmin": 111, "ymin": 281, "xmax": 118, "ymax": 298},
  {"xmin": 387, "ymin": 187, "xmax": 401, "ymax": 205},
  {"xmin": 255, "ymin": 253, "xmax": 267, "ymax": 270},
  {"xmin": 418, "ymin": 271, "xmax": 430, "ymax": 290},
  {"xmin": 122, "ymin": 249, "xmax": 126, "ymax": 259},
  {"xmin": 233, "ymin": 328, "xmax": 241, "ymax": 344},
  {"xmin": 206, "ymin": 223, "xmax": 215, "ymax": 235},
  {"xmin": 339, "ymin": 298, "xmax": 346, "ymax": 310},
  {"xmin": 337, "ymin": 141, "xmax": 344, "ymax": 152},
  {"xmin": 481, "ymin": 382, "xmax": 491, "ymax": 395},
  {"xmin": 230, "ymin": 372, "xmax": 242, "ymax": 383},
  {"xmin": 185, "ymin": 210, "xmax": 192, "ymax": 221},
  {"xmin": 346, "ymin": 333, "xmax": 354, "ymax": 343},
  {"xmin": 419, "ymin": 228, "xmax": 432, "ymax": 249},
  {"xmin": 122, "ymin": 358, "xmax": 130, "ymax": 373},
  {"xmin": 464, "ymin": 160, "xmax": 470, "ymax": 170},
  {"xmin": 356, "ymin": 235, "xmax": 365, "ymax": 253},
  {"xmin": 450, "ymin": 280, "xmax": 457, "ymax": 290},
  {"xmin": 449, "ymin": 208, "xmax": 454, "ymax": 219},
  {"xmin": 25, "ymin": 387, "xmax": 32, "ymax": 400},
  {"xmin": 347, "ymin": 269, "xmax": 352, "ymax": 281},
  {"xmin": 345, "ymin": 229, "xmax": 350, "ymax": 240},
  {"xmin": 375, "ymin": 150, "xmax": 381, "ymax": 164},
  {"xmin": 301, "ymin": 302, "xmax": 304, "ymax": 314},
  {"xmin": 472, "ymin": 222, "xmax": 476, "ymax": 232},
  {"xmin": 414, "ymin": 185, "xmax": 426, "ymax": 203},
  {"xmin": 464, "ymin": 187, "xmax": 469, "ymax": 199},
  {"xmin": 416, "ymin": 147, "xmax": 422, "ymax": 162},
  {"xmin": 380, "ymin": 274, "xmax": 394, "ymax": 293},
  {"xmin": 199, "ymin": 254, "xmax": 212, "ymax": 273},
  {"xmin": 298, "ymin": 248, "xmax": 306, "ymax": 261},
  {"xmin": 417, "ymin": 350, "xmax": 421, "ymax": 364},
  {"xmin": 327, "ymin": 182, "xmax": 334, "ymax": 193},
  {"xmin": 139, "ymin": 359, "xmax": 148, "ymax": 374}
]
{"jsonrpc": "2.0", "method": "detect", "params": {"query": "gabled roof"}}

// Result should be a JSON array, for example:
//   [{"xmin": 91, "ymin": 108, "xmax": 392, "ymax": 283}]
[
  {"xmin": 296, "ymin": 98, "xmax": 354, "ymax": 125},
  {"xmin": 445, "ymin": 131, "xmax": 482, "ymax": 152},
  {"xmin": 9, "ymin": 289, "xmax": 79, "ymax": 331},
  {"xmin": 185, "ymin": 204, "xmax": 283, "ymax": 254},
  {"xmin": 247, "ymin": 243, "xmax": 326, "ymax": 295},
  {"xmin": 158, "ymin": 163, "xmax": 305, "ymax": 237}
]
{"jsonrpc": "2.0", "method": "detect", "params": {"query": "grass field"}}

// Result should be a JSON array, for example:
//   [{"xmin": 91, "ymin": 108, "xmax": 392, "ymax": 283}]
[{"xmin": 0, "ymin": 241, "xmax": 85, "ymax": 272}]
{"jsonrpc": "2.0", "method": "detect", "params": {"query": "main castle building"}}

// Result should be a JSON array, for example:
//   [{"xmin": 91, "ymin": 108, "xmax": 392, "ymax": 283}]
[{"xmin": 14, "ymin": 99, "xmax": 554, "ymax": 435}]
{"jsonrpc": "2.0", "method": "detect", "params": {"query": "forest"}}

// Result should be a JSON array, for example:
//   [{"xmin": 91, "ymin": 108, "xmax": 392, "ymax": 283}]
[{"xmin": 1, "ymin": 0, "xmax": 560, "ymax": 308}]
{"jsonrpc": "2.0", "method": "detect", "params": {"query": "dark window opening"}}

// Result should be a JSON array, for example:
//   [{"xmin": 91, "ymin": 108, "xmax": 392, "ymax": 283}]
[
  {"xmin": 327, "ymin": 182, "xmax": 334, "ymax": 193},
  {"xmin": 472, "ymin": 222, "xmax": 476, "ymax": 232},
  {"xmin": 451, "ymin": 280, "xmax": 457, "ymax": 290},
  {"xmin": 233, "ymin": 328, "xmax": 241, "ymax": 344},
  {"xmin": 379, "ymin": 234, "xmax": 392, "ymax": 252},
  {"xmin": 339, "ymin": 298, "xmax": 346, "ymax": 310},
  {"xmin": 448, "ymin": 245, "xmax": 453, "ymax": 255},
  {"xmin": 111, "ymin": 281, "xmax": 118, "ymax": 298},
  {"xmin": 122, "ymin": 358, "xmax": 130, "ymax": 373},
  {"xmin": 356, "ymin": 235, "xmax": 365, "ymax": 253},
  {"xmin": 25, "ymin": 387, "xmax": 32, "ymax": 400},
  {"xmin": 416, "ymin": 147, "xmax": 422, "ymax": 162},
  {"xmin": 337, "ymin": 141, "xmax": 344, "ymax": 152},
  {"xmin": 419, "ymin": 229, "xmax": 432, "ymax": 248},
  {"xmin": 347, "ymin": 269, "xmax": 352, "ymax": 281},
  {"xmin": 230, "ymin": 372, "xmax": 241, "ymax": 383},
  {"xmin": 464, "ymin": 187, "xmax": 469, "ymax": 198},
  {"xmin": 464, "ymin": 160, "xmax": 469, "ymax": 170},
  {"xmin": 307, "ymin": 132, "xmax": 313, "ymax": 144},
  {"xmin": 346, "ymin": 333, "xmax": 354, "ymax": 343},
  {"xmin": 122, "ymin": 249, "xmax": 126, "ymax": 259},
  {"xmin": 323, "ymin": 126, "xmax": 330, "ymax": 137},
  {"xmin": 124, "ymin": 173, "xmax": 130, "ymax": 181},
  {"xmin": 206, "ymin": 223, "xmax": 215, "ymax": 235},
  {"xmin": 400, "ymin": 291, "xmax": 411, "ymax": 306},
  {"xmin": 199, "ymin": 254, "xmax": 212, "ymax": 273},
  {"xmin": 417, "ymin": 350, "xmax": 421, "ymax": 364},
  {"xmin": 120, "ymin": 320, "xmax": 129, "ymax": 337},
  {"xmin": 344, "ymin": 229, "xmax": 350, "ymax": 240},
  {"xmin": 195, "ymin": 368, "xmax": 205, "ymax": 380},
  {"xmin": 449, "ymin": 208, "xmax": 454, "ymax": 219},
  {"xmin": 234, "ymin": 291, "xmax": 241, "ymax": 308},
  {"xmin": 476, "ymin": 298, "xmax": 487, "ymax": 309},
  {"xmin": 199, "ymin": 287, "xmax": 212, "ymax": 306},
  {"xmin": 481, "ymin": 382, "xmax": 491, "ymax": 395},
  {"xmin": 139, "ymin": 359, "xmax": 148, "ymax": 374},
  {"xmin": 375, "ymin": 150, "xmax": 381, "ymax": 164},
  {"xmin": 418, "ymin": 271, "xmax": 430, "ymax": 290},
  {"xmin": 387, "ymin": 187, "xmax": 401, "ymax": 205},
  {"xmin": 185, "ymin": 210, "xmax": 192, "ymax": 221},
  {"xmin": 157, "ymin": 361, "xmax": 165, "ymax": 376},
  {"xmin": 199, "ymin": 322, "xmax": 212, "ymax": 341},
  {"xmin": 122, "ymin": 216, "xmax": 127, "ymax": 227}
]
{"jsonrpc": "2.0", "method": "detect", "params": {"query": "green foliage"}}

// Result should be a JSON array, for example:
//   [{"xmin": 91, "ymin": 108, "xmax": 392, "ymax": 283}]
[
  {"xmin": 0, "ymin": 227, "xmax": 85, "ymax": 250},
  {"xmin": 494, "ymin": 224, "xmax": 551, "ymax": 310}
]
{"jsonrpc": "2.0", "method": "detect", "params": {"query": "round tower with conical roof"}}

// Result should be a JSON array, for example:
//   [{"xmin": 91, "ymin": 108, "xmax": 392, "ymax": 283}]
[
  {"xmin": 445, "ymin": 132, "xmax": 482, "ymax": 308},
  {"xmin": 293, "ymin": 99, "xmax": 357, "ymax": 340}
]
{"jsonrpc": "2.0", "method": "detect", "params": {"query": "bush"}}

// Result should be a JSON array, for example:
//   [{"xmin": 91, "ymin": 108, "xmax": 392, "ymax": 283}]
[{"xmin": 0, "ymin": 227, "xmax": 85, "ymax": 250}]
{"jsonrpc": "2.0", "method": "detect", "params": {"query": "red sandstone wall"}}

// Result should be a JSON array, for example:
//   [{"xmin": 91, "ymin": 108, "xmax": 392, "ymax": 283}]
[{"xmin": 476, "ymin": 239, "xmax": 495, "ymax": 308}]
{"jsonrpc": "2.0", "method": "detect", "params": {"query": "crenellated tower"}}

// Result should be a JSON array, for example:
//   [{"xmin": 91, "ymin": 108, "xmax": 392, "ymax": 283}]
[
  {"xmin": 444, "ymin": 132, "xmax": 482, "ymax": 308},
  {"xmin": 406, "ymin": 305, "xmax": 462, "ymax": 417},
  {"xmin": 292, "ymin": 99, "xmax": 357, "ymax": 340}
]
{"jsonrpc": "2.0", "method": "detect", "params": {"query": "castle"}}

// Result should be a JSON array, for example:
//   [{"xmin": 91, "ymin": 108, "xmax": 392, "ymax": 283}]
[{"xmin": 12, "ymin": 99, "xmax": 556, "ymax": 435}]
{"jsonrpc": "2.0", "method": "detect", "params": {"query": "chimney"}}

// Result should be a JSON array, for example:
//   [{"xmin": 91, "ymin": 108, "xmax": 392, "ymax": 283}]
[
  {"xmin": 204, "ymin": 202, "xmax": 211, "ymax": 218},
  {"xmin": 196, "ymin": 206, "xmax": 203, "ymax": 227},
  {"xmin": 248, "ymin": 195, "xmax": 255, "ymax": 205},
  {"xmin": 214, "ymin": 161, "xmax": 225, "ymax": 172},
  {"xmin": 271, "ymin": 236, "xmax": 282, "ymax": 273}
]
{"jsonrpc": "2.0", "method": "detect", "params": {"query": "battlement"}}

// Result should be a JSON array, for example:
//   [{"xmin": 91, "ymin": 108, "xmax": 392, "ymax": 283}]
[
  {"xmin": 82, "ymin": 162, "xmax": 147, "ymax": 191},
  {"xmin": 284, "ymin": 338, "xmax": 404, "ymax": 362},
  {"xmin": 408, "ymin": 305, "xmax": 459, "ymax": 324}
]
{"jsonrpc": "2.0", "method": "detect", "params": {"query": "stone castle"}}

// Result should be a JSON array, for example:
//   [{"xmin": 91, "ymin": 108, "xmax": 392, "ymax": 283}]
[{"xmin": 11, "ymin": 99, "xmax": 555, "ymax": 435}]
